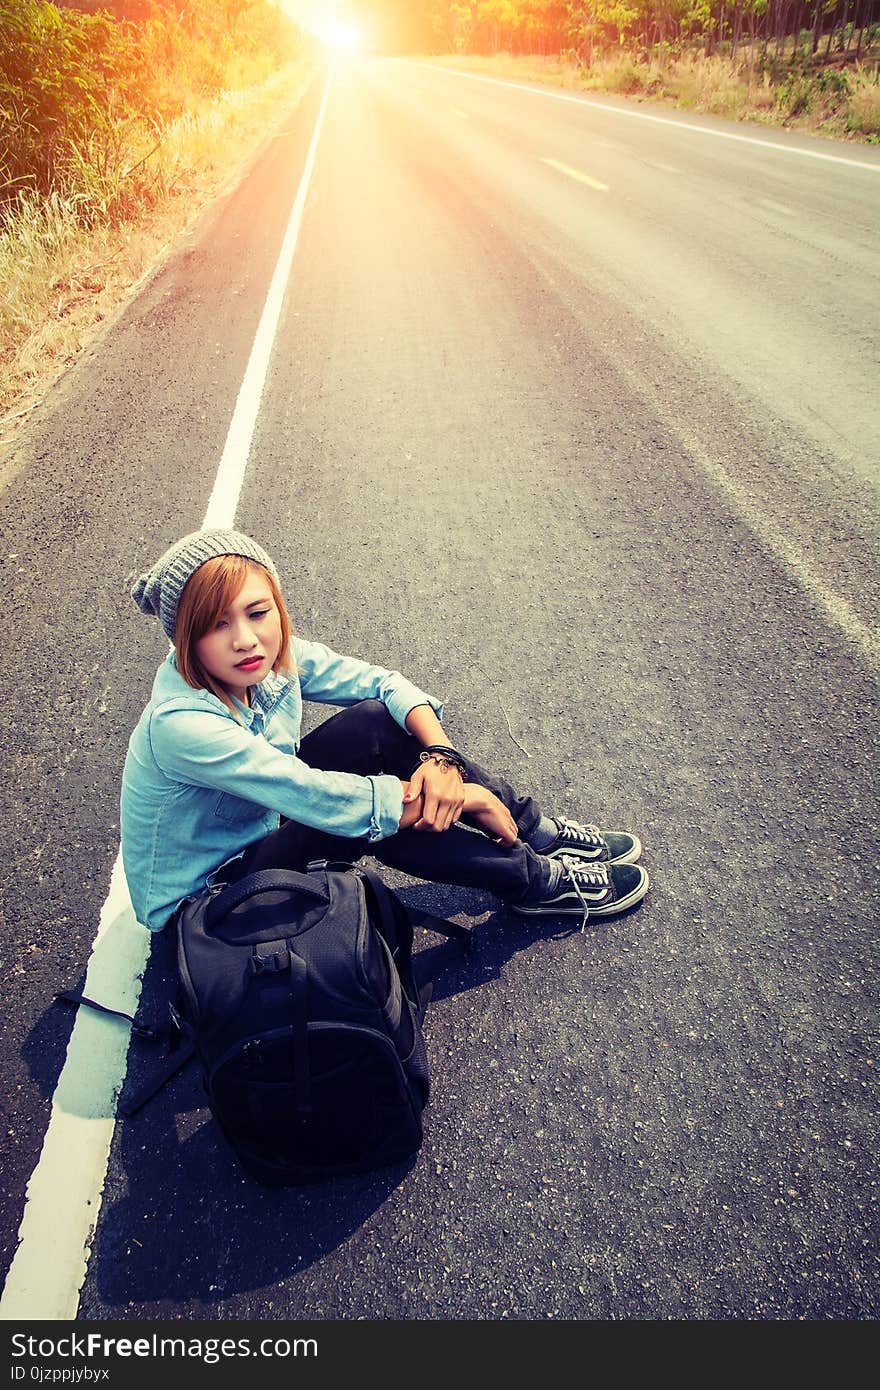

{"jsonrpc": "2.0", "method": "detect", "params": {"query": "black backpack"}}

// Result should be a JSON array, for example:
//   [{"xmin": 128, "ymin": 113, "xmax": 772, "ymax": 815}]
[
  {"xmin": 166, "ymin": 861, "xmax": 470, "ymax": 1185},
  {"xmin": 56, "ymin": 862, "xmax": 471, "ymax": 1184}
]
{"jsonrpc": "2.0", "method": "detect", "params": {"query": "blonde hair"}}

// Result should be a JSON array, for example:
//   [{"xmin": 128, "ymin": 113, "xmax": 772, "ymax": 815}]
[{"xmin": 175, "ymin": 555, "xmax": 292, "ymax": 712}]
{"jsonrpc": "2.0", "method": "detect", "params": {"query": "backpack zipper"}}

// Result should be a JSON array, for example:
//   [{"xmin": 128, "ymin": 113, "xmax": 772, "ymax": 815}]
[{"xmin": 208, "ymin": 1021, "xmax": 408, "ymax": 1088}]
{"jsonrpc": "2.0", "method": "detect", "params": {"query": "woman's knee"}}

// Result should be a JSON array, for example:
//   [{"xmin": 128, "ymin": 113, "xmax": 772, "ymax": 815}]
[
  {"xmin": 356, "ymin": 698, "xmax": 391, "ymax": 724},
  {"xmin": 351, "ymin": 698, "xmax": 401, "ymax": 743},
  {"xmin": 355, "ymin": 700, "xmax": 417, "ymax": 767}
]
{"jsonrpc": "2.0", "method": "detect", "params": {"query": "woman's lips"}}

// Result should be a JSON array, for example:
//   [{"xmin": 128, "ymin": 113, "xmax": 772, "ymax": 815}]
[{"xmin": 235, "ymin": 656, "xmax": 263, "ymax": 671}]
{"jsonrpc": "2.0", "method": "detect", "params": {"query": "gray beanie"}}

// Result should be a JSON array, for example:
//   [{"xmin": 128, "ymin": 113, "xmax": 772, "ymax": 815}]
[{"xmin": 131, "ymin": 529, "xmax": 279, "ymax": 641}]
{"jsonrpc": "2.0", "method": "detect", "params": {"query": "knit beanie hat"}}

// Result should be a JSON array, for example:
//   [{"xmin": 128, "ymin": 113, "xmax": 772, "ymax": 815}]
[{"xmin": 131, "ymin": 529, "xmax": 279, "ymax": 641}]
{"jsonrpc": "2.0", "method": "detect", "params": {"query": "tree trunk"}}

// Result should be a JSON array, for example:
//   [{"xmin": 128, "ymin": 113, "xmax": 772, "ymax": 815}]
[
  {"xmin": 730, "ymin": 7, "xmax": 738, "ymax": 63},
  {"xmin": 824, "ymin": 0, "xmax": 842, "ymax": 57},
  {"xmin": 775, "ymin": 2, "xmax": 786, "ymax": 61},
  {"xmin": 758, "ymin": 3, "xmax": 769, "ymax": 64},
  {"xmin": 854, "ymin": 0, "xmax": 867, "ymax": 57},
  {"xmin": 782, "ymin": 0, "xmax": 793, "ymax": 59}
]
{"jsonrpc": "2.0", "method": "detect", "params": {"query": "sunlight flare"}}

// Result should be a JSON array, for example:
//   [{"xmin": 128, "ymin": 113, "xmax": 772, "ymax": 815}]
[{"xmin": 320, "ymin": 20, "xmax": 361, "ymax": 52}]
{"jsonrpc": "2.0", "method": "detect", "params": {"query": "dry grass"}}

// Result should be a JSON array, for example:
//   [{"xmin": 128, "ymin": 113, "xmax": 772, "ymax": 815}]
[
  {"xmin": 845, "ymin": 66, "xmax": 880, "ymax": 134},
  {"xmin": 662, "ymin": 54, "xmax": 755, "ymax": 118},
  {"xmin": 0, "ymin": 58, "xmax": 315, "ymax": 451},
  {"xmin": 428, "ymin": 50, "xmax": 880, "ymax": 139}
]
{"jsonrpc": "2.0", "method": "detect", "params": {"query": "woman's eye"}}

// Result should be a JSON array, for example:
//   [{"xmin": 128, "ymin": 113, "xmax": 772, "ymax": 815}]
[{"xmin": 249, "ymin": 610, "xmax": 269, "ymax": 620}]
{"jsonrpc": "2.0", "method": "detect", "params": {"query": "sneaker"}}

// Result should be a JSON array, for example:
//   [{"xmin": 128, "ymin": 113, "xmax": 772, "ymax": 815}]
[
  {"xmin": 512, "ymin": 856, "xmax": 649, "ymax": 930},
  {"xmin": 544, "ymin": 816, "xmax": 642, "ymax": 866}
]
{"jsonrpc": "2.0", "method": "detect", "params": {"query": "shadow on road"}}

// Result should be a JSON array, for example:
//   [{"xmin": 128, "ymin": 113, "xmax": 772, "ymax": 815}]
[
  {"xmin": 73, "ymin": 883, "xmax": 617, "ymax": 1309},
  {"xmin": 20, "ymin": 868, "xmax": 645, "ymax": 1310}
]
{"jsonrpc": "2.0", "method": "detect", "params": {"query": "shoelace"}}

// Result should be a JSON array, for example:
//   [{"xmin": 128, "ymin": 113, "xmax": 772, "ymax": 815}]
[
  {"xmin": 558, "ymin": 855, "xmax": 611, "ymax": 933},
  {"xmin": 555, "ymin": 817, "xmax": 605, "ymax": 850}
]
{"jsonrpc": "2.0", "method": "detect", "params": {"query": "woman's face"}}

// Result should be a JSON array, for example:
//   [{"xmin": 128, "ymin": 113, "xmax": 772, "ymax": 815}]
[{"xmin": 194, "ymin": 567, "xmax": 282, "ymax": 701}]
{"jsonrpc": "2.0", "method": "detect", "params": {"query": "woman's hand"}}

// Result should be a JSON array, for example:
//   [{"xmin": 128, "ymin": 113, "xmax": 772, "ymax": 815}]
[
  {"xmin": 405, "ymin": 758, "xmax": 466, "ymax": 833},
  {"xmin": 397, "ymin": 757, "xmax": 519, "ymax": 849},
  {"xmin": 460, "ymin": 784, "xmax": 519, "ymax": 848}
]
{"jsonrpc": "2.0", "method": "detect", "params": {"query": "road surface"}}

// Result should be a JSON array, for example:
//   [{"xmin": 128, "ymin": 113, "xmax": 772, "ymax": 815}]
[{"xmin": 0, "ymin": 57, "xmax": 877, "ymax": 1322}]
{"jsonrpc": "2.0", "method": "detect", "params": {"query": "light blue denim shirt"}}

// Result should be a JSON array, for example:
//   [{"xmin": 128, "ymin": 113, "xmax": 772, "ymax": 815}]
[{"xmin": 121, "ymin": 639, "xmax": 443, "ymax": 931}]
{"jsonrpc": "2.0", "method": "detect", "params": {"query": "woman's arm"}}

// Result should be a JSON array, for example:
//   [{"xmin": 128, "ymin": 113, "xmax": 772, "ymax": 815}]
[
  {"xmin": 404, "ymin": 703, "xmax": 454, "ymax": 749},
  {"xmin": 403, "ymin": 705, "xmax": 517, "ymax": 846},
  {"xmin": 149, "ymin": 703, "xmax": 405, "ymax": 843},
  {"xmin": 296, "ymin": 638, "xmax": 444, "ymax": 728},
  {"xmin": 404, "ymin": 704, "xmax": 464, "ymax": 832}
]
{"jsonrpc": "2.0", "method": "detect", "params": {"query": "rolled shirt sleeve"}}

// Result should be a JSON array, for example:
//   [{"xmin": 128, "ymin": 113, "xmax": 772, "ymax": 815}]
[
  {"xmin": 294, "ymin": 638, "xmax": 444, "ymax": 729},
  {"xmin": 149, "ymin": 705, "xmax": 404, "ymax": 842}
]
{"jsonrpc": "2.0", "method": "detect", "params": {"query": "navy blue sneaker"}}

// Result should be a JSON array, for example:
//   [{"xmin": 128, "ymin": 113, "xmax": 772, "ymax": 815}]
[
  {"xmin": 544, "ymin": 817, "xmax": 641, "ymax": 866},
  {"xmin": 512, "ymin": 857, "xmax": 649, "ymax": 930}
]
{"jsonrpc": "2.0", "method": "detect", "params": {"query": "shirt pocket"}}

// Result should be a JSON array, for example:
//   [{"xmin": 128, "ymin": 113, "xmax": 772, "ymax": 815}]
[{"xmin": 213, "ymin": 791, "xmax": 264, "ymax": 824}]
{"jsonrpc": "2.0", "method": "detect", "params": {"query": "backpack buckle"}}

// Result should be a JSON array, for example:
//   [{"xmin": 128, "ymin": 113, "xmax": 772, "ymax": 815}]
[{"xmin": 251, "ymin": 946, "xmax": 291, "ymax": 975}]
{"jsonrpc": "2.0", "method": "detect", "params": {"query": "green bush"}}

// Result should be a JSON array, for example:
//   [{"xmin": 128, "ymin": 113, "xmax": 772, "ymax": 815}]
[
  {"xmin": 815, "ymin": 66, "xmax": 850, "ymax": 97},
  {"xmin": 777, "ymin": 71, "xmax": 816, "ymax": 116},
  {"xmin": 0, "ymin": 0, "xmax": 301, "ymax": 218},
  {"xmin": 775, "ymin": 64, "xmax": 854, "ymax": 120}
]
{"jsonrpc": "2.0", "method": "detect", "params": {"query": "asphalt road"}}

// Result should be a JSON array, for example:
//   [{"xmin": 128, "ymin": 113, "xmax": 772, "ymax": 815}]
[{"xmin": 0, "ymin": 57, "xmax": 877, "ymax": 1322}]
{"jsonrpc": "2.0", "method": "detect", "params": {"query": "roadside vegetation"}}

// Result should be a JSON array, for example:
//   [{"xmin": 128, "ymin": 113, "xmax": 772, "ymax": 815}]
[
  {"xmin": 0, "ymin": 0, "xmax": 313, "ymax": 444},
  {"xmin": 370, "ymin": 1, "xmax": 879, "ymax": 138},
  {"xmin": 3, "ymin": 0, "xmax": 877, "ymax": 447},
  {"xmin": 430, "ymin": 44, "xmax": 880, "ymax": 137}
]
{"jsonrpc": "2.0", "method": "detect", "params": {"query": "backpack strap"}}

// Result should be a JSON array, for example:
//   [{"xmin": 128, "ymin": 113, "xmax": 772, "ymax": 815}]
[
  {"xmin": 288, "ymin": 950, "xmax": 310, "ymax": 1119},
  {"xmin": 54, "ymin": 990, "xmax": 165, "ymax": 1041},
  {"xmin": 205, "ymin": 869, "xmax": 328, "ymax": 929},
  {"xmin": 54, "ymin": 991, "xmax": 195, "ymax": 1116},
  {"xmin": 119, "ymin": 1043, "xmax": 196, "ymax": 1117},
  {"xmin": 407, "ymin": 907, "xmax": 474, "ymax": 950},
  {"xmin": 251, "ymin": 941, "xmax": 311, "ymax": 1119},
  {"xmin": 336, "ymin": 863, "xmax": 474, "ymax": 953},
  {"xmin": 349, "ymin": 867, "xmax": 474, "ymax": 1022}
]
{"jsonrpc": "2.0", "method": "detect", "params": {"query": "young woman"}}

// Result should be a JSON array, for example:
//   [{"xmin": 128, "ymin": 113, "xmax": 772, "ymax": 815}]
[{"xmin": 121, "ymin": 529, "xmax": 649, "ymax": 934}]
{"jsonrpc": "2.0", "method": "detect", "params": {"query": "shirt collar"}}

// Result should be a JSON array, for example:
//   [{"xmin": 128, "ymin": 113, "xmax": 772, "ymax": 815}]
[{"xmin": 161, "ymin": 651, "xmax": 293, "ymax": 720}]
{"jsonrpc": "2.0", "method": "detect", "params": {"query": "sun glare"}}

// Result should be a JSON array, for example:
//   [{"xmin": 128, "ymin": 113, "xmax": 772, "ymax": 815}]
[{"xmin": 319, "ymin": 20, "xmax": 361, "ymax": 52}]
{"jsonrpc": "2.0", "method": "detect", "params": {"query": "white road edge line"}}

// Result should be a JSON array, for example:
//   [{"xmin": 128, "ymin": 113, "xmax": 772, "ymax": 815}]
[
  {"xmin": 202, "ymin": 69, "xmax": 332, "ymax": 528},
  {"xmin": 415, "ymin": 62, "xmax": 880, "ymax": 173},
  {"xmin": 0, "ymin": 63, "xmax": 334, "ymax": 1325},
  {"xmin": 416, "ymin": 62, "xmax": 878, "ymax": 666}
]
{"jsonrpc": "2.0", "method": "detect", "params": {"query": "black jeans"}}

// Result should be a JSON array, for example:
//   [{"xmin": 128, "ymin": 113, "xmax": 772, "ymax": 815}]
[{"xmin": 230, "ymin": 700, "xmax": 554, "ymax": 906}]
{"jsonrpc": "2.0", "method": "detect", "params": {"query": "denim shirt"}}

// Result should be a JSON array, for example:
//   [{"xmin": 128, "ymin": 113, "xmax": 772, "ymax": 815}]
[{"xmin": 120, "ymin": 639, "xmax": 443, "ymax": 931}]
